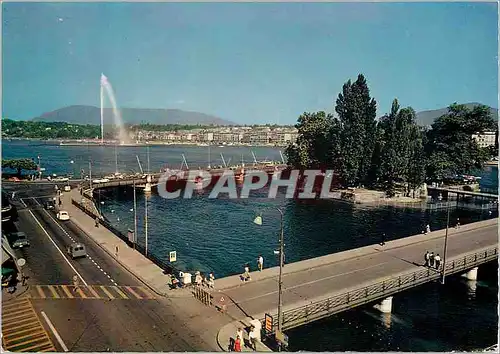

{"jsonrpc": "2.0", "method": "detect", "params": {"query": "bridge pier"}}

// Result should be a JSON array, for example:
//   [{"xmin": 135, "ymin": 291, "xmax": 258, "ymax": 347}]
[
  {"xmin": 374, "ymin": 296, "xmax": 393, "ymax": 313},
  {"xmin": 461, "ymin": 267, "xmax": 478, "ymax": 281}
]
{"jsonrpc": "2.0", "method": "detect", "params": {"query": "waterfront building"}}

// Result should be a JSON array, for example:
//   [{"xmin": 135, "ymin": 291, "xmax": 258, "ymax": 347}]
[{"xmin": 472, "ymin": 131, "xmax": 497, "ymax": 148}]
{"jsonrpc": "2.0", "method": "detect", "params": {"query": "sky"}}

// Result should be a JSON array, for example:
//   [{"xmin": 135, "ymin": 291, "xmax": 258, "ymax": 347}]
[{"xmin": 2, "ymin": 2, "xmax": 498, "ymax": 125}]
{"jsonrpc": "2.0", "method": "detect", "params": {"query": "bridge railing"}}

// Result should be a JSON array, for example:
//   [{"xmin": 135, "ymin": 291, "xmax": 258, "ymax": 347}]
[{"xmin": 265, "ymin": 247, "xmax": 498, "ymax": 331}]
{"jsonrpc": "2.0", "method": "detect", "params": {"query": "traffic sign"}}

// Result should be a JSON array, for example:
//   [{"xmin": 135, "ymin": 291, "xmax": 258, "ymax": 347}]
[
  {"xmin": 264, "ymin": 313, "xmax": 273, "ymax": 333},
  {"xmin": 169, "ymin": 251, "xmax": 177, "ymax": 262}
]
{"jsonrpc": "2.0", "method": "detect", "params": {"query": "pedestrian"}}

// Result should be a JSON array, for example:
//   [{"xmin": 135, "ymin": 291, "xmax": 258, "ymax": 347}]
[
  {"xmin": 434, "ymin": 254, "xmax": 441, "ymax": 270},
  {"xmin": 72, "ymin": 275, "xmax": 80, "ymax": 293},
  {"xmin": 95, "ymin": 216, "xmax": 100, "ymax": 228},
  {"xmin": 243, "ymin": 264, "xmax": 251, "ymax": 281},
  {"xmin": 11, "ymin": 191, "xmax": 16, "ymax": 200},
  {"xmin": 248, "ymin": 326, "xmax": 258, "ymax": 351},
  {"xmin": 234, "ymin": 336, "xmax": 242, "ymax": 352},
  {"xmin": 426, "ymin": 224, "xmax": 431, "ymax": 234},
  {"xmin": 236, "ymin": 328, "xmax": 244, "ymax": 346},
  {"xmin": 115, "ymin": 245, "xmax": 119, "ymax": 257},
  {"xmin": 456, "ymin": 218, "xmax": 461, "ymax": 229},
  {"xmin": 424, "ymin": 251, "xmax": 430, "ymax": 267},
  {"xmin": 257, "ymin": 255, "xmax": 264, "ymax": 272},
  {"xmin": 429, "ymin": 252, "xmax": 435, "ymax": 268},
  {"xmin": 380, "ymin": 233, "xmax": 386, "ymax": 246},
  {"xmin": 208, "ymin": 272, "xmax": 215, "ymax": 288},
  {"xmin": 58, "ymin": 198, "xmax": 62, "ymax": 206}
]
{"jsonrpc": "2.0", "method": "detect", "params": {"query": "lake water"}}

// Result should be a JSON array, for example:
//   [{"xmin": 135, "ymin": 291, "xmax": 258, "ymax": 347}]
[{"xmin": 2, "ymin": 139, "xmax": 498, "ymax": 351}]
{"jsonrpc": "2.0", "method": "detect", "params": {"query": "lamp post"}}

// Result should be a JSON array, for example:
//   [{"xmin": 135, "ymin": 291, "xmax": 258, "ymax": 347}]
[
  {"xmin": 133, "ymin": 178, "xmax": 138, "ymax": 249},
  {"xmin": 144, "ymin": 192, "xmax": 148, "ymax": 256},
  {"xmin": 253, "ymin": 207, "xmax": 285, "ymax": 351},
  {"xmin": 441, "ymin": 200, "xmax": 451, "ymax": 285}
]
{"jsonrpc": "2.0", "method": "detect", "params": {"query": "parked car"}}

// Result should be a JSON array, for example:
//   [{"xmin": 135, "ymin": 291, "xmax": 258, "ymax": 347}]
[
  {"xmin": 57, "ymin": 211, "xmax": 70, "ymax": 221},
  {"xmin": 9, "ymin": 232, "xmax": 30, "ymax": 249},
  {"xmin": 2, "ymin": 192, "xmax": 18, "ymax": 223},
  {"xmin": 67, "ymin": 243, "xmax": 86, "ymax": 259},
  {"xmin": 64, "ymin": 185, "xmax": 71, "ymax": 192}
]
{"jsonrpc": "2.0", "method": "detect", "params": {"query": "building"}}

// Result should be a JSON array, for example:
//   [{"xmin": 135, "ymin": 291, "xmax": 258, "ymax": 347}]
[{"xmin": 472, "ymin": 131, "xmax": 497, "ymax": 148}]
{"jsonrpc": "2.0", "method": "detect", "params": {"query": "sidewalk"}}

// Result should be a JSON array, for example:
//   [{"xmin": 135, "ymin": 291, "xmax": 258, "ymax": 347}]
[
  {"xmin": 217, "ymin": 319, "xmax": 273, "ymax": 352},
  {"xmin": 62, "ymin": 188, "xmax": 176, "ymax": 297}
]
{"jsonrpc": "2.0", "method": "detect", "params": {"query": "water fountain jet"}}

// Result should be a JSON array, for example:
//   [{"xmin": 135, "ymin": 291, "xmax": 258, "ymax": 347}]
[{"xmin": 100, "ymin": 73, "xmax": 129, "ymax": 144}]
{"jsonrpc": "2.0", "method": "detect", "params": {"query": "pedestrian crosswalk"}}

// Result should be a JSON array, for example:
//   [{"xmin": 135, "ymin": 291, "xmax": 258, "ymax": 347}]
[
  {"xmin": 2, "ymin": 297, "xmax": 56, "ymax": 352},
  {"xmin": 28, "ymin": 285, "xmax": 157, "ymax": 301}
]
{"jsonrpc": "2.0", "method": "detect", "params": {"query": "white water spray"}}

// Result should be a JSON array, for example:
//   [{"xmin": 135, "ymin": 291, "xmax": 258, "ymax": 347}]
[{"xmin": 100, "ymin": 73, "xmax": 129, "ymax": 144}]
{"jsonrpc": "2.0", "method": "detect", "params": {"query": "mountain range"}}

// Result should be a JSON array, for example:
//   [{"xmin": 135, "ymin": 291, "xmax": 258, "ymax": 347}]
[
  {"xmin": 30, "ymin": 103, "xmax": 498, "ymax": 126},
  {"xmin": 32, "ymin": 105, "xmax": 237, "ymax": 126}
]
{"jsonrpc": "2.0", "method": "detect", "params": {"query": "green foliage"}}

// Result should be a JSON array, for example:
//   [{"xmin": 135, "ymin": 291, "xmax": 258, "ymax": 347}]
[
  {"xmin": 334, "ymin": 75, "xmax": 378, "ymax": 186},
  {"xmin": 2, "ymin": 158, "xmax": 38, "ymax": 176},
  {"xmin": 285, "ymin": 112, "xmax": 333, "ymax": 169},
  {"xmin": 2, "ymin": 119, "xmax": 101, "ymax": 139},
  {"xmin": 424, "ymin": 103, "xmax": 496, "ymax": 180}
]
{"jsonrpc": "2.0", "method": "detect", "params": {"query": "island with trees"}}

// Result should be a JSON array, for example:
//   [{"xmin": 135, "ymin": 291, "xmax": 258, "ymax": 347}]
[{"xmin": 285, "ymin": 74, "xmax": 497, "ymax": 203}]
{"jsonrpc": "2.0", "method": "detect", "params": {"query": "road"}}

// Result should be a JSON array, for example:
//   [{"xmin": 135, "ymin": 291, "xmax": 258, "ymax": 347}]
[{"xmin": 2, "ymin": 184, "xmax": 220, "ymax": 352}]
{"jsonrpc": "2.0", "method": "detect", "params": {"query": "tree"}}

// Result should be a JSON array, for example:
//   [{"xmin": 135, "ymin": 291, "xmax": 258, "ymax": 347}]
[
  {"xmin": 424, "ymin": 103, "xmax": 496, "ymax": 180},
  {"xmin": 334, "ymin": 74, "xmax": 377, "ymax": 187},
  {"xmin": 285, "ymin": 111, "xmax": 333, "ymax": 170},
  {"xmin": 2, "ymin": 158, "xmax": 38, "ymax": 177}
]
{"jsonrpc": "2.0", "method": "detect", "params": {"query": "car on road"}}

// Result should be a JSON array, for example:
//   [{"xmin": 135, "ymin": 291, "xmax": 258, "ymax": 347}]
[
  {"xmin": 92, "ymin": 178, "xmax": 110, "ymax": 184},
  {"xmin": 9, "ymin": 232, "xmax": 30, "ymax": 249},
  {"xmin": 53, "ymin": 177, "xmax": 70, "ymax": 182},
  {"xmin": 67, "ymin": 243, "xmax": 87, "ymax": 259},
  {"xmin": 57, "ymin": 211, "xmax": 70, "ymax": 221},
  {"xmin": 44, "ymin": 199, "xmax": 56, "ymax": 210},
  {"xmin": 64, "ymin": 185, "xmax": 71, "ymax": 192}
]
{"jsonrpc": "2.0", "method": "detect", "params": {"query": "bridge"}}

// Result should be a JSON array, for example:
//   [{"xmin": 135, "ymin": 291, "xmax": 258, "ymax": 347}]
[
  {"xmin": 213, "ymin": 219, "xmax": 498, "ymax": 331},
  {"xmin": 426, "ymin": 186, "xmax": 498, "ymax": 200}
]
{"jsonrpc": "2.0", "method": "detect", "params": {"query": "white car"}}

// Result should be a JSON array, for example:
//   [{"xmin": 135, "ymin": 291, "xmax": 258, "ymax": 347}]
[
  {"xmin": 64, "ymin": 185, "xmax": 71, "ymax": 192},
  {"xmin": 57, "ymin": 211, "xmax": 70, "ymax": 221},
  {"xmin": 92, "ymin": 178, "xmax": 110, "ymax": 184},
  {"xmin": 53, "ymin": 177, "xmax": 70, "ymax": 182}
]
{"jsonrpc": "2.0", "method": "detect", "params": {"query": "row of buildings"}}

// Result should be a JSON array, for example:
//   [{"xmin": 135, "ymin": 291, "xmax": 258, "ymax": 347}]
[
  {"xmin": 472, "ymin": 131, "xmax": 498, "ymax": 148},
  {"xmin": 131, "ymin": 126, "xmax": 299, "ymax": 146}
]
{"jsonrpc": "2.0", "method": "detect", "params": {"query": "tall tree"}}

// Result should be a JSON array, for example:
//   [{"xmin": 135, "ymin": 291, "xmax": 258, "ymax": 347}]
[
  {"xmin": 353, "ymin": 75, "xmax": 378, "ymax": 186},
  {"xmin": 335, "ymin": 75, "xmax": 377, "ymax": 187}
]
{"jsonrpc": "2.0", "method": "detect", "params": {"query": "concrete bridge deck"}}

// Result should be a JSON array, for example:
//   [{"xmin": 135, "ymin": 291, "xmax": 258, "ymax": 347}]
[
  {"xmin": 426, "ymin": 186, "xmax": 498, "ymax": 198},
  {"xmin": 215, "ymin": 218, "xmax": 498, "ymax": 330}
]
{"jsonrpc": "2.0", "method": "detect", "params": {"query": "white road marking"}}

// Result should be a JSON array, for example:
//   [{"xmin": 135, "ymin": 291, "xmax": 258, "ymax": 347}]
[
  {"xmin": 33, "ymin": 197, "xmax": 119, "ymax": 284},
  {"xmin": 27, "ymin": 209, "xmax": 88, "ymax": 286},
  {"xmin": 20, "ymin": 198, "xmax": 28, "ymax": 207},
  {"xmin": 41, "ymin": 311, "xmax": 69, "ymax": 352}
]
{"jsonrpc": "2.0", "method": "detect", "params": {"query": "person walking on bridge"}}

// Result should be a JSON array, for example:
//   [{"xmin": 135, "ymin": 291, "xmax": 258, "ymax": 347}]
[
  {"xmin": 425, "ymin": 224, "xmax": 431, "ymax": 234},
  {"xmin": 424, "ymin": 251, "xmax": 430, "ymax": 267},
  {"xmin": 455, "ymin": 218, "xmax": 461, "ymax": 229},
  {"xmin": 95, "ymin": 216, "xmax": 100, "ymax": 228},
  {"xmin": 257, "ymin": 255, "xmax": 264, "ymax": 271},
  {"xmin": 429, "ymin": 252, "xmax": 435, "ymax": 268},
  {"xmin": 434, "ymin": 254, "xmax": 442, "ymax": 270}
]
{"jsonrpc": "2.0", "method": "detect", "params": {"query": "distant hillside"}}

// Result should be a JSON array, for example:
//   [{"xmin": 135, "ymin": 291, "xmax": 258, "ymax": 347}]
[
  {"xmin": 416, "ymin": 102, "xmax": 498, "ymax": 126},
  {"xmin": 32, "ymin": 105, "xmax": 237, "ymax": 126}
]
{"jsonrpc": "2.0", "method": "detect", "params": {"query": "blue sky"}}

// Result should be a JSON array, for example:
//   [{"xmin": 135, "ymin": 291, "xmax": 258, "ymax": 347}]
[{"xmin": 2, "ymin": 2, "xmax": 498, "ymax": 125}]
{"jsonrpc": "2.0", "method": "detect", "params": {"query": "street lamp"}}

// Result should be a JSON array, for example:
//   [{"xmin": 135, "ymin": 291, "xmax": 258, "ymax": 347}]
[
  {"xmin": 253, "ymin": 207, "xmax": 285, "ymax": 351},
  {"xmin": 441, "ymin": 200, "xmax": 451, "ymax": 285}
]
